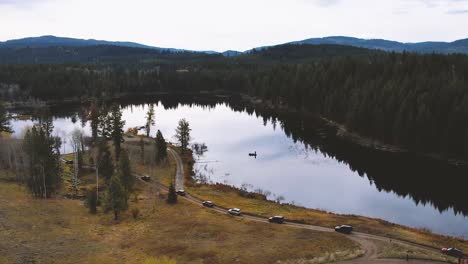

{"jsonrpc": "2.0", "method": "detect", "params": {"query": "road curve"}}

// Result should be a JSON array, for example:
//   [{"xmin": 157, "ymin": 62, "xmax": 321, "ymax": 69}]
[
  {"xmin": 135, "ymin": 148, "xmax": 450, "ymax": 264},
  {"xmin": 167, "ymin": 148, "xmax": 184, "ymax": 190}
]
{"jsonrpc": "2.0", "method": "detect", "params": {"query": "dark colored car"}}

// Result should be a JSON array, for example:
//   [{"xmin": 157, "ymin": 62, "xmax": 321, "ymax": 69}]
[
  {"xmin": 441, "ymin": 248, "xmax": 463, "ymax": 258},
  {"xmin": 176, "ymin": 190, "xmax": 186, "ymax": 196},
  {"xmin": 268, "ymin": 216, "xmax": 285, "ymax": 224},
  {"xmin": 335, "ymin": 225, "xmax": 353, "ymax": 234},
  {"xmin": 141, "ymin": 175, "xmax": 151, "ymax": 182},
  {"xmin": 202, "ymin": 201, "xmax": 214, "ymax": 207}
]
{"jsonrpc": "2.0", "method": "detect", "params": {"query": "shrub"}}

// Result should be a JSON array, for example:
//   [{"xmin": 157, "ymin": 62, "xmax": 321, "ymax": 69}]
[
  {"xmin": 166, "ymin": 183, "xmax": 177, "ymax": 204},
  {"xmin": 85, "ymin": 190, "xmax": 98, "ymax": 214},
  {"xmin": 132, "ymin": 207, "xmax": 140, "ymax": 219}
]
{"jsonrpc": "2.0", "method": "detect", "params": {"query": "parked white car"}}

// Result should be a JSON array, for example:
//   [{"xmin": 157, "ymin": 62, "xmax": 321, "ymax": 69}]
[{"xmin": 228, "ymin": 208, "xmax": 242, "ymax": 216}]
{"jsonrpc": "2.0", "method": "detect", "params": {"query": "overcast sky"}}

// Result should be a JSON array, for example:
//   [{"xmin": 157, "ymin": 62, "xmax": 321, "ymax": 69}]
[{"xmin": 1, "ymin": 0, "xmax": 467, "ymax": 51}]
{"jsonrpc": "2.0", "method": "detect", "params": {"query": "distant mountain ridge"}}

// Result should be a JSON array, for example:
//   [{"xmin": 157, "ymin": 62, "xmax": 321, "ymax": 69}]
[
  {"xmin": 287, "ymin": 36, "xmax": 468, "ymax": 54},
  {"xmin": 2, "ymin": 35, "xmax": 468, "ymax": 56},
  {"xmin": 0, "ymin": 35, "xmax": 218, "ymax": 54}
]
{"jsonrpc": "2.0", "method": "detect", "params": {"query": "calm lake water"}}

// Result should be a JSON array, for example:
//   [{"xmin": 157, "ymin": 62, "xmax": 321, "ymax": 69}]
[{"xmin": 10, "ymin": 98, "xmax": 468, "ymax": 238}]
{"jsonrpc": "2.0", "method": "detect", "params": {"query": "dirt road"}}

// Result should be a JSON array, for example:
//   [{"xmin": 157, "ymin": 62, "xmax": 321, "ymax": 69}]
[{"xmin": 136, "ymin": 148, "xmax": 451, "ymax": 263}]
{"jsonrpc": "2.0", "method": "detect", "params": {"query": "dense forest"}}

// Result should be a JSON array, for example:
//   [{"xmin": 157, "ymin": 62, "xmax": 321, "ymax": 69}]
[
  {"xmin": 1, "ymin": 44, "xmax": 468, "ymax": 160},
  {"xmin": 0, "ymin": 45, "xmax": 219, "ymax": 64}
]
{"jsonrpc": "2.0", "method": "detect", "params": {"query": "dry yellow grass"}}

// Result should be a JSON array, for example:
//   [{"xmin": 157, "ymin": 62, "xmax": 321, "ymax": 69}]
[
  {"xmin": 186, "ymin": 182, "xmax": 468, "ymax": 252},
  {"xmin": 0, "ymin": 177, "xmax": 359, "ymax": 264},
  {"xmin": 374, "ymin": 240, "xmax": 458, "ymax": 263}
]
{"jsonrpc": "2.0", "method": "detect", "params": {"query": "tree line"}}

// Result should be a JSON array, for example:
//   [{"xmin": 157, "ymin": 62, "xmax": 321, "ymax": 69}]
[{"xmin": 1, "ymin": 45, "xmax": 468, "ymax": 159}]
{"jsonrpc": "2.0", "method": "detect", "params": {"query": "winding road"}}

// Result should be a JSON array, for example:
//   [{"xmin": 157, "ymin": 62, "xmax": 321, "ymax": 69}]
[
  {"xmin": 136, "ymin": 148, "xmax": 452, "ymax": 264},
  {"xmin": 167, "ymin": 148, "xmax": 184, "ymax": 191}
]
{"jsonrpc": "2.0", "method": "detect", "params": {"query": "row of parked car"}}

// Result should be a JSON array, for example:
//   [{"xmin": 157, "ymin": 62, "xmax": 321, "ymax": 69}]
[
  {"xmin": 224, "ymin": 207, "xmax": 286, "ymax": 223},
  {"xmin": 201, "ymin": 199, "xmax": 352, "ymax": 229},
  {"xmin": 175, "ymin": 190, "xmax": 465, "ymax": 258},
  {"xmin": 171, "ymin": 188, "xmax": 356, "ymax": 230}
]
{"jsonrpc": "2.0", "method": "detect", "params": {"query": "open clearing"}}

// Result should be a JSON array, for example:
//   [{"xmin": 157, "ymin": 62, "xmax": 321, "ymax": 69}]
[{"xmin": 0, "ymin": 178, "xmax": 358, "ymax": 264}]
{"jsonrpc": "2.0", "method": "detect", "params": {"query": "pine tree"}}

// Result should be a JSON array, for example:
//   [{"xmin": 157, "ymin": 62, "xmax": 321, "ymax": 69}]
[
  {"xmin": 85, "ymin": 190, "xmax": 98, "ymax": 214},
  {"xmin": 106, "ymin": 173, "xmax": 127, "ymax": 220},
  {"xmin": 155, "ymin": 130, "xmax": 167, "ymax": 164},
  {"xmin": 118, "ymin": 149, "xmax": 134, "ymax": 196},
  {"xmin": 167, "ymin": 183, "xmax": 177, "ymax": 204},
  {"xmin": 98, "ymin": 141, "xmax": 114, "ymax": 182},
  {"xmin": 145, "ymin": 105, "xmax": 155, "ymax": 137},
  {"xmin": 89, "ymin": 101, "xmax": 100, "ymax": 143},
  {"xmin": 98, "ymin": 107, "xmax": 112, "ymax": 139},
  {"xmin": 23, "ymin": 125, "xmax": 61, "ymax": 198},
  {"xmin": 0, "ymin": 101, "xmax": 12, "ymax": 135},
  {"xmin": 140, "ymin": 137, "xmax": 145, "ymax": 164},
  {"xmin": 109, "ymin": 104, "xmax": 125, "ymax": 160},
  {"xmin": 174, "ymin": 118, "xmax": 191, "ymax": 153}
]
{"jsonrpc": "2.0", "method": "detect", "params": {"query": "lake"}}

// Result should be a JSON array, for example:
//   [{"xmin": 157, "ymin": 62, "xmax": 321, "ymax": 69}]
[{"xmin": 9, "ymin": 97, "xmax": 468, "ymax": 238}]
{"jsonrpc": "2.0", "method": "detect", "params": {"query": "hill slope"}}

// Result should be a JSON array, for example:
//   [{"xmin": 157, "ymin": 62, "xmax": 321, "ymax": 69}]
[
  {"xmin": 0, "ymin": 35, "xmax": 162, "ymax": 49},
  {"xmin": 0, "ymin": 45, "xmax": 221, "ymax": 64},
  {"xmin": 0, "ymin": 35, "xmax": 215, "ymax": 53},
  {"xmin": 289, "ymin": 36, "xmax": 468, "ymax": 54},
  {"xmin": 236, "ymin": 43, "xmax": 380, "ymax": 64},
  {"xmin": 0, "ymin": 43, "xmax": 377, "ymax": 64},
  {"xmin": 3, "ymin": 35, "xmax": 468, "ymax": 56}
]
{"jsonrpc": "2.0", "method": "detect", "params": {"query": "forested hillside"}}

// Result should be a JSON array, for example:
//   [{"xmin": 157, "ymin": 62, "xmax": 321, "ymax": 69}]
[
  {"xmin": 289, "ymin": 36, "xmax": 468, "ymax": 54},
  {"xmin": 1, "ymin": 44, "xmax": 468, "ymax": 160},
  {"xmin": 0, "ymin": 45, "xmax": 219, "ymax": 64}
]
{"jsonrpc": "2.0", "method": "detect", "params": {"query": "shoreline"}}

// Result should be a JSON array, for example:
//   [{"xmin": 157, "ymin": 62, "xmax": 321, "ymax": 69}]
[
  {"xmin": 238, "ymin": 93, "xmax": 468, "ymax": 166},
  {"xmin": 2, "ymin": 90, "xmax": 468, "ymax": 165}
]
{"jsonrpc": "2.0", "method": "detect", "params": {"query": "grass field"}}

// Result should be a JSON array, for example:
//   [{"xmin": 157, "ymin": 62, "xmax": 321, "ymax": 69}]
[
  {"xmin": 1, "ymin": 142, "xmax": 361, "ymax": 264},
  {"xmin": 186, "ymin": 183, "xmax": 468, "ymax": 251},
  {"xmin": 375, "ymin": 240, "xmax": 458, "ymax": 263},
  {"xmin": 2, "ymin": 137, "xmax": 461, "ymax": 263},
  {"xmin": 0, "ymin": 179, "xmax": 359, "ymax": 264}
]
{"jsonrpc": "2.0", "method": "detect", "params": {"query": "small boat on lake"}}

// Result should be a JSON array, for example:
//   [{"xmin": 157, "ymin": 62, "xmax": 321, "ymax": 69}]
[{"xmin": 249, "ymin": 151, "xmax": 257, "ymax": 158}]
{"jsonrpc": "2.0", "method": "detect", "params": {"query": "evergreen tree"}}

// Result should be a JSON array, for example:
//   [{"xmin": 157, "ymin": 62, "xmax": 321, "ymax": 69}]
[
  {"xmin": 174, "ymin": 118, "xmax": 191, "ymax": 153},
  {"xmin": 145, "ymin": 104, "xmax": 155, "ymax": 137},
  {"xmin": 98, "ymin": 106, "xmax": 112, "ymax": 139},
  {"xmin": 155, "ymin": 130, "xmax": 167, "ymax": 164},
  {"xmin": 85, "ymin": 190, "xmax": 98, "ymax": 214},
  {"xmin": 106, "ymin": 173, "xmax": 127, "ymax": 220},
  {"xmin": 139, "ymin": 137, "xmax": 145, "ymax": 164},
  {"xmin": 0, "ymin": 101, "xmax": 12, "ymax": 135},
  {"xmin": 97, "ymin": 140, "xmax": 114, "ymax": 181},
  {"xmin": 118, "ymin": 149, "xmax": 134, "ymax": 197},
  {"xmin": 109, "ymin": 104, "xmax": 125, "ymax": 160},
  {"xmin": 89, "ymin": 101, "xmax": 100, "ymax": 143},
  {"xmin": 4, "ymin": 48, "xmax": 468, "ymax": 159},
  {"xmin": 167, "ymin": 183, "xmax": 177, "ymax": 204},
  {"xmin": 23, "ymin": 125, "xmax": 61, "ymax": 198}
]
